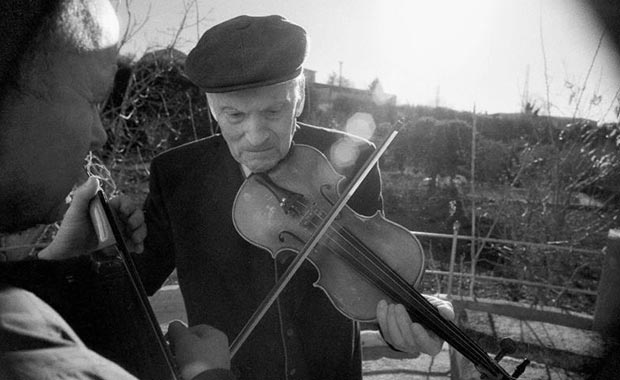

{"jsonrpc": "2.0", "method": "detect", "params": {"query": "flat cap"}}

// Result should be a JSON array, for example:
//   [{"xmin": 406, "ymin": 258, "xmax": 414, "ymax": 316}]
[{"xmin": 185, "ymin": 15, "xmax": 308, "ymax": 93}]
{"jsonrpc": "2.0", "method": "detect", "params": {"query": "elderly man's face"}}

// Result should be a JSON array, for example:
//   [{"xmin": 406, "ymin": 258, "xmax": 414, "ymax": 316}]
[
  {"xmin": 208, "ymin": 81, "xmax": 304, "ymax": 173},
  {"xmin": 0, "ymin": 3, "xmax": 118, "ymax": 232}
]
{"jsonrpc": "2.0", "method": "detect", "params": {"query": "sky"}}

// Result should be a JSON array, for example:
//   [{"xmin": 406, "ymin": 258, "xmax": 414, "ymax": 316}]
[{"xmin": 117, "ymin": 0, "xmax": 620, "ymax": 122}]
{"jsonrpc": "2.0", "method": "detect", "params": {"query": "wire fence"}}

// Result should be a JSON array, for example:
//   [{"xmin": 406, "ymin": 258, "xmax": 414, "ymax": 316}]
[{"xmin": 411, "ymin": 228, "xmax": 603, "ymax": 314}]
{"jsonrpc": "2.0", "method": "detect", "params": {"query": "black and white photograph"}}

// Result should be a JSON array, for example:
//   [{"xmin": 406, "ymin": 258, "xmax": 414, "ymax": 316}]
[{"xmin": 1, "ymin": 1, "xmax": 620, "ymax": 379}]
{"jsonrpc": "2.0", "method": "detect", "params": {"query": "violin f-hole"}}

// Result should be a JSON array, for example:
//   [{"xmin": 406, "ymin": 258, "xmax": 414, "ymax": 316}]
[{"xmin": 278, "ymin": 230, "xmax": 304, "ymax": 245}]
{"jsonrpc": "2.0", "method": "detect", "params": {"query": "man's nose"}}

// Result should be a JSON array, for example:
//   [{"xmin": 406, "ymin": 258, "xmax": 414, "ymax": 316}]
[
  {"xmin": 245, "ymin": 115, "xmax": 269, "ymax": 146},
  {"xmin": 90, "ymin": 117, "xmax": 108, "ymax": 151}
]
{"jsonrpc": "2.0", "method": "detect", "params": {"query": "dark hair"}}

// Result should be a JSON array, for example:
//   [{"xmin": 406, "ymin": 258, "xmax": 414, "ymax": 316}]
[
  {"xmin": 2, "ymin": 0, "xmax": 103, "ymax": 100},
  {"xmin": 1, "ymin": 1, "xmax": 63, "ymax": 97}
]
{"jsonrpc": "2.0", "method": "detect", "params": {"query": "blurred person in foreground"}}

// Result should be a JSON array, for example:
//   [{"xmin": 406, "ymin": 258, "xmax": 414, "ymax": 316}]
[
  {"xmin": 139, "ymin": 15, "xmax": 454, "ymax": 380},
  {"xmin": 0, "ymin": 0, "xmax": 233, "ymax": 379}
]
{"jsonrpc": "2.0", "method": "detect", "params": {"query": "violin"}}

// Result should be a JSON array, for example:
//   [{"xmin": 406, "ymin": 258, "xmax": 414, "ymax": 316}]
[{"xmin": 231, "ymin": 137, "xmax": 529, "ymax": 379}]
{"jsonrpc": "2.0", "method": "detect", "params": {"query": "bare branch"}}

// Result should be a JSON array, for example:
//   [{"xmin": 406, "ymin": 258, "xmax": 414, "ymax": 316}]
[
  {"xmin": 117, "ymin": 0, "xmax": 152, "ymax": 50},
  {"xmin": 539, "ymin": 1, "xmax": 552, "ymax": 118},
  {"xmin": 572, "ymin": 31, "xmax": 605, "ymax": 120}
]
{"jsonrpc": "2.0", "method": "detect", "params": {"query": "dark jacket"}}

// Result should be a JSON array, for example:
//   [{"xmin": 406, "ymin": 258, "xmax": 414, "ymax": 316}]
[
  {"xmin": 140, "ymin": 123, "xmax": 384, "ymax": 380},
  {"xmin": 0, "ymin": 253, "xmax": 235, "ymax": 380},
  {"xmin": 0, "ymin": 267, "xmax": 137, "ymax": 380}
]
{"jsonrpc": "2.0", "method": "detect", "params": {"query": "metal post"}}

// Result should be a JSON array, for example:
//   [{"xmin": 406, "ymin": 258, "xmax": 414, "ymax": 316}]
[
  {"xmin": 592, "ymin": 229, "xmax": 620, "ymax": 380},
  {"xmin": 447, "ymin": 220, "xmax": 460, "ymax": 297},
  {"xmin": 469, "ymin": 106, "xmax": 477, "ymax": 297},
  {"xmin": 593, "ymin": 229, "xmax": 620, "ymax": 337}
]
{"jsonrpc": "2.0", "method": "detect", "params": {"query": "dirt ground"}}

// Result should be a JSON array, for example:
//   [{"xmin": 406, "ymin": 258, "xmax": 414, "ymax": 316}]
[
  {"xmin": 362, "ymin": 348, "xmax": 587, "ymax": 380},
  {"xmin": 361, "ymin": 330, "xmax": 587, "ymax": 380}
]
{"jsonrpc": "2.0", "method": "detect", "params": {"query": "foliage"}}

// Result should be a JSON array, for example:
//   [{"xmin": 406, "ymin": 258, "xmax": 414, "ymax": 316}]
[
  {"xmin": 98, "ymin": 49, "xmax": 215, "ymax": 199},
  {"xmin": 382, "ymin": 172, "xmax": 605, "ymax": 312},
  {"xmin": 326, "ymin": 71, "xmax": 353, "ymax": 88},
  {"xmin": 376, "ymin": 107, "xmax": 618, "ymax": 312},
  {"xmin": 386, "ymin": 117, "xmax": 516, "ymax": 186},
  {"xmin": 561, "ymin": 121, "xmax": 620, "ymax": 202},
  {"xmin": 387, "ymin": 117, "xmax": 469, "ymax": 178},
  {"xmin": 329, "ymin": 96, "xmax": 361, "ymax": 127},
  {"xmin": 102, "ymin": 49, "xmax": 213, "ymax": 160},
  {"xmin": 468, "ymin": 137, "xmax": 515, "ymax": 183}
]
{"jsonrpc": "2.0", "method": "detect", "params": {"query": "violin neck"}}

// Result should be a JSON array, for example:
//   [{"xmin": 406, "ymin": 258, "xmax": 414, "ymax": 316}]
[
  {"xmin": 403, "ymin": 298, "xmax": 509, "ymax": 379},
  {"xmin": 368, "ymin": 261, "xmax": 512, "ymax": 379}
]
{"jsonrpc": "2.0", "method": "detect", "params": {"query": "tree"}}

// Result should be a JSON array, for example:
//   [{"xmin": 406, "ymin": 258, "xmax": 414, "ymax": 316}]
[
  {"xmin": 327, "ymin": 71, "xmax": 353, "ymax": 88},
  {"xmin": 369, "ymin": 78, "xmax": 380, "ymax": 92}
]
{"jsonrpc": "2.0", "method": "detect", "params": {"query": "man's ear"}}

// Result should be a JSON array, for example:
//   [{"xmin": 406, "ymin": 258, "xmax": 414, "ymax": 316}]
[
  {"xmin": 295, "ymin": 84, "xmax": 306, "ymax": 117},
  {"xmin": 205, "ymin": 93, "xmax": 218, "ymax": 122}
]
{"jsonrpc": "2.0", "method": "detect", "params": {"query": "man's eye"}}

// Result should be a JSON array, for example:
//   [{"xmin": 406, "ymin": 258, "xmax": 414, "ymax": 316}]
[
  {"xmin": 265, "ymin": 109, "xmax": 282, "ymax": 118},
  {"xmin": 226, "ymin": 112, "xmax": 244, "ymax": 122}
]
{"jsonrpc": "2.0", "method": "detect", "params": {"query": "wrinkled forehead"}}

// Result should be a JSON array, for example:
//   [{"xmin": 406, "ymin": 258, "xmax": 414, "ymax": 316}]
[{"xmin": 207, "ymin": 80, "xmax": 297, "ymax": 111}]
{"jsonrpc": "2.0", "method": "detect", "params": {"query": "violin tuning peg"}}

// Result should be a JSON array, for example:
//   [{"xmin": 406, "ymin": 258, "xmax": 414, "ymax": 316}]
[
  {"xmin": 511, "ymin": 358, "xmax": 530, "ymax": 379},
  {"xmin": 494, "ymin": 337, "xmax": 517, "ymax": 362},
  {"xmin": 393, "ymin": 118, "xmax": 407, "ymax": 132}
]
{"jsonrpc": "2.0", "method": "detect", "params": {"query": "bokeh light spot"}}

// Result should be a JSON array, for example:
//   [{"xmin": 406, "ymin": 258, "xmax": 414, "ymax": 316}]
[
  {"xmin": 330, "ymin": 137, "xmax": 361, "ymax": 171},
  {"xmin": 345, "ymin": 112, "xmax": 376, "ymax": 141}
]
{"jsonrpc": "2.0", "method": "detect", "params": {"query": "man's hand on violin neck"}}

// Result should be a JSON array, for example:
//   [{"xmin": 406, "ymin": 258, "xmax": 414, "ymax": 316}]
[{"xmin": 376, "ymin": 297, "xmax": 454, "ymax": 357}]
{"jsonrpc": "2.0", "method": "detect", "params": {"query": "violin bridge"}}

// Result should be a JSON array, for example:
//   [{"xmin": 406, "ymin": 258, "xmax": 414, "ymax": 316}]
[{"xmin": 299, "ymin": 204, "xmax": 323, "ymax": 229}]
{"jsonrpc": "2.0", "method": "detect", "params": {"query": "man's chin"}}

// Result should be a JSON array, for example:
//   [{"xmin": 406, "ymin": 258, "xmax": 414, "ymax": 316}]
[
  {"xmin": 243, "ymin": 159, "xmax": 279, "ymax": 173},
  {"xmin": 0, "ymin": 177, "xmax": 78, "ymax": 234},
  {"xmin": 248, "ymin": 166, "xmax": 269, "ymax": 173}
]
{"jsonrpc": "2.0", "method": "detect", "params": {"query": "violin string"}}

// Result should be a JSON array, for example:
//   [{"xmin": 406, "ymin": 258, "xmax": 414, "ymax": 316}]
[
  {"xmin": 322, "ymin": 224, "xmax": 500, "ymax": 372},
  {"xmin": 253, "ymin": 171, "xmax": 508, "ymax": 376},
  {"xmin": 292, "ymin": 199, "xmax": 470, "ymax": 344},
  {"xmin": 318, "ymin": 225, "xmax": 498, "ymax": 372},
  {"xmin": 281, "ymin": 191, "xmax": 507, "ymax": 377},
  {"xmin": 296, "ymin": 202, "xmax": 488, "ymax": 358},
  {"xmin": 289, "ymin": 199, "xmax": 502, "ymax": 374}
]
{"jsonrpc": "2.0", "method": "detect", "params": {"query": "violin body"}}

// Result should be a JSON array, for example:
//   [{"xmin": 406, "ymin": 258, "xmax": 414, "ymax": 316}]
[
  {"xmin": 232, "ymin": 143, "xmax": 526, "ymax": 379},
  {"xmin": 233, "ymin": 144, "xmax": 424, "ymax": 322}
]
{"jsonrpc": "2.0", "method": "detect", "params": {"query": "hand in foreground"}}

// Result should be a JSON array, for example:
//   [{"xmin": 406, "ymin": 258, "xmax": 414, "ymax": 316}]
[
  {"xmin": 39, "ymin": 177, "xmax": 147, "ymax": 260},
  {"xmin": 108, "ymin": 192, "xmax": 146, "ymax": 253},
  {"xmin": 376, "ymin": 296, "xmax": 454, "ymax": 356},
  {"xmin": 167, "ymin": 320, "xmax": 231, "ymax": 380},
  {"xmin": 39, "ymin": 177, "xmax": 100, "ymax": 260}
]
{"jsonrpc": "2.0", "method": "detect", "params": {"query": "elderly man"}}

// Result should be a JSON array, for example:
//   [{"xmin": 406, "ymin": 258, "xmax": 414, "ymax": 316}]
[
  {"xmin": 0, "ymin": 1, "xmax": 232, "ymax": 379},
  {"xmin": 139, "ymin": 15, "xmax": 453, "ymax": 380}
]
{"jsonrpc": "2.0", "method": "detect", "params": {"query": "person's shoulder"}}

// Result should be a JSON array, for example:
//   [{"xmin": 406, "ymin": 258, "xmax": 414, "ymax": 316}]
[
  {"xmin": 0, "ymin": 285, "xmax": 38, "ymax": 309},
  {"xmin": 0, "ymin": 287, "xmax": 137, "ymax": 379},
  {"xmin": 295, "ymin": 122, "xmax": 375, "ymax": 151},
  {"xmin": 0, "ymin": 284, "xmax": 75, "ymax": 344}
]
